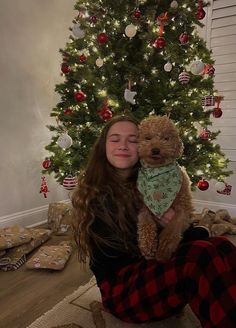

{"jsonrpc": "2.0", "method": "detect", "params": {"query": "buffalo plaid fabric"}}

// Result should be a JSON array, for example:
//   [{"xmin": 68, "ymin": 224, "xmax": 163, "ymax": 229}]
[{"xmin": 99, "ymin": 237, "xmax": 236, "ymax": 328}]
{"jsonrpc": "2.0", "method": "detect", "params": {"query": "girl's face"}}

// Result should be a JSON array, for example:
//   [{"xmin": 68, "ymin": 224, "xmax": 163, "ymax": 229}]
[{"xmin": 106, "ymin": 121, "xmax": 139, "ymax": 176}]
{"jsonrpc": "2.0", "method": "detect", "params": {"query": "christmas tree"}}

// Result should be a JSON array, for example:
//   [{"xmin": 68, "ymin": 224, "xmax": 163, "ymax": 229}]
[{"xmin": 43, "ymin": 0, "xmax": 232, "ymax": 191}]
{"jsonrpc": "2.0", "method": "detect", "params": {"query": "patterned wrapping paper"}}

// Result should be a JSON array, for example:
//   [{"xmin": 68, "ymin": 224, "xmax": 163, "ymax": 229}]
[
  {"xmin": 0, "ymin": 225, "xmax": 32, "ymax": 250},
  {"xmin": 48, "ymin": 202, "xmax": 73, "ymax": 235},
  {"xmin": 26, "ymin": 241, "xmax": 72, "ymax": 270},
  {"xmin": 0, "ymin": 228, "xmax": 52, "ymax": 271}
]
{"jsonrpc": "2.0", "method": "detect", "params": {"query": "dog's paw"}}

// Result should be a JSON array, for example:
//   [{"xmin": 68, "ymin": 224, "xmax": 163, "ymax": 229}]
[{"xmin": 156, "ymin": 235, "xmax": 181, "ymax": 261}]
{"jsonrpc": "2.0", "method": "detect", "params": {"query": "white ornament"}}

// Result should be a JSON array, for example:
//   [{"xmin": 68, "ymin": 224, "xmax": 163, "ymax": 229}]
[
  {"xmin": 96, "ymin": 58, "xmax": 104, "ymax": 67},
  {"xmin": 125, "ymin": 24, "xmax": 137, "ymax": 38},
  {"xmin": 124, "ymin": 88, "xmax": 137, "ymax": 104},
  {"xmin": 190, "ymin": 60, "xmax": 205, "ymax": 75},
  {"xmin": 72, "ymin": 24, "xmax": 85, "ymax": 39},
  {"xmin": 215, "ymin": 182, "xmax": 226, "ymax": 192},
  {"xmin": 170, "ymin": 1, "xmax": 178, "ymax": 9},
  {"xmin": 57, "ymin": 133, "xmax": 73, "ymax": 149},
  {"xmin": 164, "ymin": 62, "xmax": 173, "ymax": 72}
]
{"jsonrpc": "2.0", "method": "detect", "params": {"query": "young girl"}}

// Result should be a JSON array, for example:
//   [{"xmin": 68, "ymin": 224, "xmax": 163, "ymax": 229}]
[{"xmin": 72, "ymin": 115, "xmax": 236, "ymax": 327}]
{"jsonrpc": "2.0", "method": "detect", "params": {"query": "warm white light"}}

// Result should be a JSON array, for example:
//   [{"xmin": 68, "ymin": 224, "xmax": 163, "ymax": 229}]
[{"xmin": 196, "ymin": 170, "xmax": 203, "ymax": 175}]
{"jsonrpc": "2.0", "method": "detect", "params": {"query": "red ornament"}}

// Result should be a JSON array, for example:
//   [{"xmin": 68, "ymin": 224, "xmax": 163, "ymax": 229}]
[
  {"xmin": 97, "ymin": 32, "xmax": 108, "ymax": 44},
  {"xmin": 204, "ymin": 64, "xmax": 215, "ymax": 76},
  {"xmin": 217, "ymin": 183, "xmax": 232, "ymax": 195},
  {"xmin": 134, "ymin": 8, "xmax": 141, "ymax": 18},
  {"xmin": 199, "ymin": 128, "xmax": 211, "ymax": 140},
  {"xmin": 79, "ymin": 54, "xmax": 87, "ymax": 62},
  {"xmin": 90, "ymin": 15, "xmax": 97, "ymax": 23},
  {"xmin": 98, "ymin": 98, "xmax": 113, "ymax": 121},
  {"xmin": 64, "ymin": 108, "xmax": 73, "ymax": 115},
  {"xmin": 102, "ymin": 110, "xmax": 113, "ymax": 121},
  {"xmin": 153, "ymin": 37, "xmax": 166, "ymax": 49},
  {"xmin": 74, "ymin": 90, "xmax": 86, "ymax": 102},
  {"xmin": 42, "ymin": 158, "xmax": 51, "ymax": 169},
  {"xmin": 197, "ymin": 179, "xmax": 209, "ymax": 191},
  {"xmin": 179, "ymin": 32, "xmax": 189, "ymax": 44},
  {"xmin": 197, "ymin": 8, "xmax": 206, "ymax": 20},
  {"xmin": 40, "ymin": 176, "xmax": 49, "ymax": 198},
  {"xmin": 212, "ymin": 108, "xmax": 223, "ymax": 118},
  {"xmin": 61, "ymin": 63, "xmax": 71, "ymax": 74},
  {"xmin": 62, "ymin": 175, "xmax": 78, "ymax": 190}
]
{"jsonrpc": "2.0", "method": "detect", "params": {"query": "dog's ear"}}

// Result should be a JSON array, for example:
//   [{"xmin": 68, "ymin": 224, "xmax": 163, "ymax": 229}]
[{"xmin": 174, "ymin": 136, "xmax": 184, "ymax": 158}]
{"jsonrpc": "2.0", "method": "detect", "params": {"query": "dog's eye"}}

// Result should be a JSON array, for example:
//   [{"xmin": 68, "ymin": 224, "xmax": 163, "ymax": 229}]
[
  {"xmin": 145, "ymin": 136, "xmax": 152, "ymax": 141},
  {"xmin": 164, "ymin": 137, "xmax": 170, "ymax": 141}
]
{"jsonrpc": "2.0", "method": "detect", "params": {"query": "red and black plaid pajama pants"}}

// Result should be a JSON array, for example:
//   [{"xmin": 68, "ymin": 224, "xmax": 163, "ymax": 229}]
[{"xmin": 99, "ymin": 237, "xmax": 236, "ymax": 328}]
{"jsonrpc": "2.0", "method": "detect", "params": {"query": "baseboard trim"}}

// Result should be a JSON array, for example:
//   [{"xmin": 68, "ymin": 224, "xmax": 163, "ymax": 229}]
[
  {"xmin": 193, "ymin": 199, "xmax": 236, "ymax": 217},
  {"xmin": 1, "ymin": 199, "xmax": 235, "ymax": 228},
  {"xmin": 0, "ymin": 205, "xmax": 49, "ymax": 228},
  {"xmin": 0, "ymin": 200, "xmax": 71, "ymax": 228}
]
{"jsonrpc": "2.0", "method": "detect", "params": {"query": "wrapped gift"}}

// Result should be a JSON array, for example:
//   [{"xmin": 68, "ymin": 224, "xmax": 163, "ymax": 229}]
[
  {"xmin": 26, "ymin": 241, "xmax": 72, "ymax": 270},
  {"xmin": 0, "ymin": 228, "xmax": 52, "ymax": 271},
  {"xmin": 48, "ymin": 202, "xmax": 73, "ymax": 235},
  {"xmin": 0, "ymin": 225, "xmax": 32, "ymax": 251}
]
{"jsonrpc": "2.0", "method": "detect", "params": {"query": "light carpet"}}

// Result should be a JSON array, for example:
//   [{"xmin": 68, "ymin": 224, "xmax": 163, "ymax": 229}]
[{"xmin": 27, "ymin": 276, "xmax": 201, "ymax": 328}]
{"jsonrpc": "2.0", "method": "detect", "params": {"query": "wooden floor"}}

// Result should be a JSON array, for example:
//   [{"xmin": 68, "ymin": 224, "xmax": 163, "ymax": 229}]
[{"xmin": 0, "ymin": 232, "xmax": 93, "ymax": 328}]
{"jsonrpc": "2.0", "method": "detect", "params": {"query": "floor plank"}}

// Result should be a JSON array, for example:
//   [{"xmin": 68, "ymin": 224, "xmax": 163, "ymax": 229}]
[{"xmin": 0, "ymin": 232, "xmax": 93, "ymax": 328}]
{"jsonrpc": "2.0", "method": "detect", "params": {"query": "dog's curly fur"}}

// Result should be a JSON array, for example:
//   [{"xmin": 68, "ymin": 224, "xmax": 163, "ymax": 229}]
[{"xmin": 137, "ymin": 115, "xmax": 194, "ymax": 261}]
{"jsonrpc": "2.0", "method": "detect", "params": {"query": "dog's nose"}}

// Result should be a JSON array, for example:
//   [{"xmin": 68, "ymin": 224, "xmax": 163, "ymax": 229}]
[{"xmin": 152, "ymin": 148, "xmax": 160, "ymax": 155}]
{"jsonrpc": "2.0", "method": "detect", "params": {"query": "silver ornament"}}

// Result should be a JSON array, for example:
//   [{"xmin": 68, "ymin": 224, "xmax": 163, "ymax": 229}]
[
  {"xmin": 72, "ymin": 24, "xmax": 85, "ymax": 39},
  {"xmin": 96, "ymin": 58, "xmax": 104, "ymax": 67},
  {"xmin": 170, "ymin": 1, "xmax": 178, "ymax": 9},
  {"xmin": 57, "ymin": 133, "xmax": 73, "ymax": 149},
  {"xmin": 125, "ymin": 24, "xmax": 137, "ymax": 38},
  {"xmin": 164, "ymin": 62, "xmax": 173, "ymax": 72}
]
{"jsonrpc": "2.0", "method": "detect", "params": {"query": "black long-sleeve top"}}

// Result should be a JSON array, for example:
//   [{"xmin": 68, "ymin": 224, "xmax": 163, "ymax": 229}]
[{"xmin": 89, "ymin": 216, "xmax": 142, "ymax": 285}]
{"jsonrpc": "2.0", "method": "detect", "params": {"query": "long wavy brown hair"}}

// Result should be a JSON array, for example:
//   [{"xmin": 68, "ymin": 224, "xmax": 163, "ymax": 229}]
[{"xmin": 71, "ymin": 115, "xmax": 142, "ymax": 263}]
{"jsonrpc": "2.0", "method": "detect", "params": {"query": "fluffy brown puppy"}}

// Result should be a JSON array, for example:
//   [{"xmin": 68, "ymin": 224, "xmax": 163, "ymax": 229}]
[{"xmin": 137, "ymin": 115, "xmax": 194, "ymax": 261}]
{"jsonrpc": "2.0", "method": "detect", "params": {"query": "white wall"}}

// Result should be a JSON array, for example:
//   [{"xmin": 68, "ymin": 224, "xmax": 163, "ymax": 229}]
[
  {"xmin": 0, "ymin": 0, "xmax": 235, "ymax": 228},
  {"xmin": 0, "ymin": 0, "xmax": 76, "ymax": 227},
  {"xmin": 193, "ymin": 4, "xmax": 236, "ymax": 216}
]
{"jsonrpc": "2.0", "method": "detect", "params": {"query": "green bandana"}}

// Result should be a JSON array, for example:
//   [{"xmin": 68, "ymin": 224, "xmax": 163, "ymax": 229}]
[{"xmin": 137, "ymin": 162, "xmax": 182, "ymax": 217}]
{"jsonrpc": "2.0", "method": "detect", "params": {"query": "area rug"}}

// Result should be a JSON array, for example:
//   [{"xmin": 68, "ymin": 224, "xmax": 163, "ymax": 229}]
[{"xmin": 27, "ymin": 276, "xmax": 201, "ymax": 328}]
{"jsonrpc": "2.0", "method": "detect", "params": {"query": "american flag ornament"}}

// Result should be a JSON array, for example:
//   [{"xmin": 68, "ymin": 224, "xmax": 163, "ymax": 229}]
[{"xmin": 202, "ymin": 96, "xmax": 216, "ymax": 107}]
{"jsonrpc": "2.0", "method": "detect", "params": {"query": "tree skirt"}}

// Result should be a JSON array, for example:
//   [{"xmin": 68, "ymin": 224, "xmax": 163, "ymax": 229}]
[{"xmin": 26, "ymin": 276, "xmax": 201, "ymax": 328}]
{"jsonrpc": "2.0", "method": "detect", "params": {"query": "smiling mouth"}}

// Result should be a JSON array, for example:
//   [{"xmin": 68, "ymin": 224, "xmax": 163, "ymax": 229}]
[{"xmin": 115, "ymin": 154, "xmax": 130, "ymax": 157}]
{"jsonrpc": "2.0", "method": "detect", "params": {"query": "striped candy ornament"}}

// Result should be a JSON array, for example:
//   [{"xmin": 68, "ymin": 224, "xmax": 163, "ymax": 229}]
[
  {"xmin": 62, "ymin": 175, "xmax": 77, "ymax": 190},
  {"xmin": 178, "ymin": 71, "xmax": 190, "ymax": 84},
  {"xmin": 202, "ymin": 95, "xmax": 215, "ymax": 107}
]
